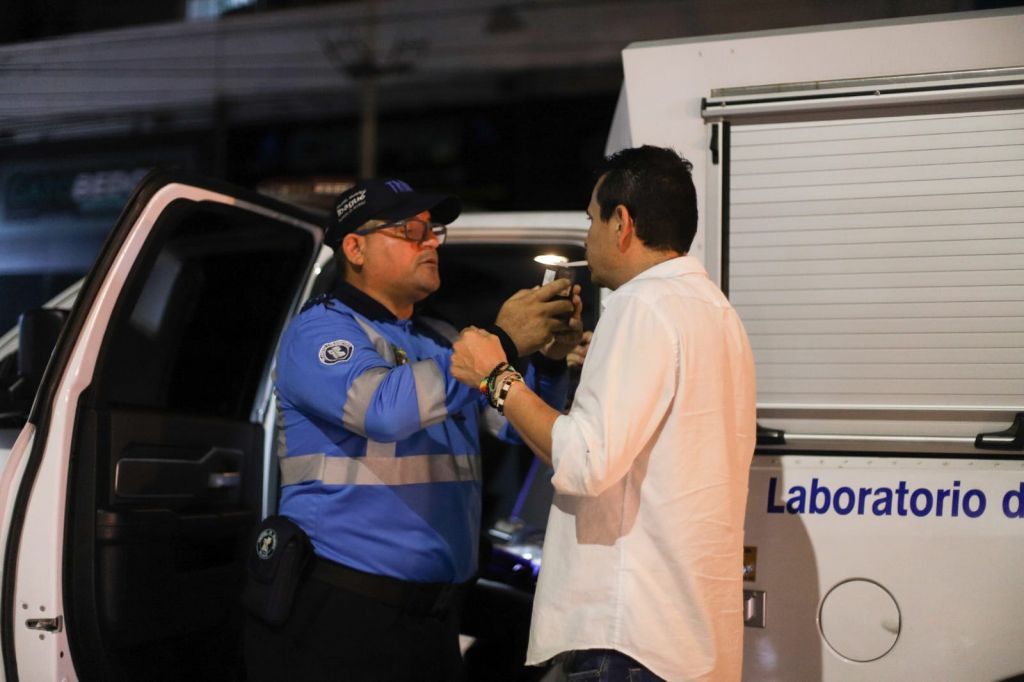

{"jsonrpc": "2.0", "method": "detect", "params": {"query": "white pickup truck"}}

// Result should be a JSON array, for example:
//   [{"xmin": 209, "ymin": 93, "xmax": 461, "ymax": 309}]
[{"xmin": 1, "ymin": 8, "xmax": 1023, "ymax": 682}]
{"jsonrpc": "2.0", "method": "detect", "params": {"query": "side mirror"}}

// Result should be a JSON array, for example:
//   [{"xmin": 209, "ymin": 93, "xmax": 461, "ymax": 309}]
[
  {"xmin": 17, "ymin": 308, "xmax": 68, "ymax": 389},
  {"xmin": 0, "ymin": 308, "xmax": 68, "ymax": 427}
]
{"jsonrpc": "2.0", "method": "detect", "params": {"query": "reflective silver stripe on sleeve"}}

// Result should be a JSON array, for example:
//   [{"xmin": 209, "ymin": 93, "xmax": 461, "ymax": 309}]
[
  {"xmin": 418, "ymin": 316, "xmax": 458, "ymax": 343},
  {"xmin": 480, "ymin": 404, "xmax": 506, "ymax": 438},
  {"xmin": 411, "ymin": 359, "xmax": 449, "ymax": 429},
  {"xmin": 279, "ymin": 453, "xmax": 482, "ymax": 486},
  {"xmin": 354, "ymin": 316, "xmax": 395, "ymax": 364},
  {"xmin": 272, "ymin": 370, "xmax": 289, "ymax": 459},
  {"xmin": 274, "ymin": 397, "xmax": 289, "ymax": 458},
  {"xmin": 366, "ymin": 439, "xmax": 396, "ymax": 458},
  {"xmin": 341, "ymin": 366, "xmax": 389, "ymax": 436}
]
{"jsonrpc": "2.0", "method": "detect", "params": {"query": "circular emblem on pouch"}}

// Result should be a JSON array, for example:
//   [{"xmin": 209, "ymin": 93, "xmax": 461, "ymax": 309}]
[
  {"xmin": 319, "ymin": 339, "xmax": 354, "ymax": 365},
  {"xmin": 256, "ymin": 528, "xmax": 277, "ymax": 560}
]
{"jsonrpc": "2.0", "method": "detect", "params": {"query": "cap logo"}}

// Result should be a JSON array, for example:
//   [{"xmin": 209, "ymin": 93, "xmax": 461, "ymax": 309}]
[
  {"xmin": 385, "ymin": 179, "xmax": 413, "ymax": 193},
  {"xmin": 335, "ymin": 189, "xmax": 367, "ymax": 223}
]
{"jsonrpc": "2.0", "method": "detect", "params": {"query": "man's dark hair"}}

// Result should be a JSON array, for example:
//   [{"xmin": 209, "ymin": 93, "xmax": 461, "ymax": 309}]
[{"xmin": 596, "ymin": 145, "xmax": 697, "ymax": 253}]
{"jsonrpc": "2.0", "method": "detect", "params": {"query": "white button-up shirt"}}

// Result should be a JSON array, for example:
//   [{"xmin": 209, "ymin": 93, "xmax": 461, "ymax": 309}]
[{"xmin": 526, "ymin": 255, "xmax": 757, "ymax": 681}]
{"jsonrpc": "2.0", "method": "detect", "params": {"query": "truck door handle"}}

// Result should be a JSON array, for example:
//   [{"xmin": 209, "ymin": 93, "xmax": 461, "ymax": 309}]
[
  {"xmin": 208, "ymin": 471, "xmax": 241, "ymax": 488},
  {"xmin": 756, "ymin": 422, "xmax": 786, "ymax": 446},
  {"xmin": 115, "ymin": 447, "xmax": 244, "ymax": 497},
  {"xmin": 975, "ymin": 412, "xmax": 1023, "ymax": 451}
]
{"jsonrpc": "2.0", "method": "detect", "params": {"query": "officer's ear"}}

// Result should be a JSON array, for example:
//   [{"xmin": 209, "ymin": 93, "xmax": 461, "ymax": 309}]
[{"xmin": 341, "ymin": 233, "xmax": 365, "ymax": 268}]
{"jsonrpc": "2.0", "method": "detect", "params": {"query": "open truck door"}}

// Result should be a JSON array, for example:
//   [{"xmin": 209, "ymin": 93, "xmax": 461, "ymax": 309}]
[{"xmin": 0, "ymin": 171, "xmax": 323, "ymax": 681}]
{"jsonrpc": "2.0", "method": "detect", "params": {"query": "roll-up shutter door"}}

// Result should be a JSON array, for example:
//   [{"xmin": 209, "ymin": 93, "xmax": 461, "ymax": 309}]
[{"xmin": 728, "ymin": 108, "xmax": 1024, "ymax": 442}]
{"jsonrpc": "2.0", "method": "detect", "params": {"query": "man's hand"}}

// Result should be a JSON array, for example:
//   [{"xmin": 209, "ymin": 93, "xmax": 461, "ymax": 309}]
[
  {"xmin": 565, "ymin": 330, "xmax": 593, "ymax": 369},
  {"xmin": 495, "ymin": 278, "xmax": 576, "ymax": 356},
  {"xmin": 541, "ymin": 286, "xmax": 584, "ymax": 361},
  {"xmin": 451, "ymin": 327, "xmax": 508, "ymax": 387}
]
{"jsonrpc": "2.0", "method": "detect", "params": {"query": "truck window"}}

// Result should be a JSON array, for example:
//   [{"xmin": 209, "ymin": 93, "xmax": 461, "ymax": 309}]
[
  {"xmin": 432, "ymin": 242, "xmax": 596, "ymax": 332},
  {"xmin": 95, "ymin": 200, "xmax": 313, "ymax": 420}
]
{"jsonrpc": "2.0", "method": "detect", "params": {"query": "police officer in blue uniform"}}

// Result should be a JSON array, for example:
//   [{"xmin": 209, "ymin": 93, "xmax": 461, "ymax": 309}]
[{"xmin": 244, "ymin": 178, "xmax": 580, "ymax": 681}]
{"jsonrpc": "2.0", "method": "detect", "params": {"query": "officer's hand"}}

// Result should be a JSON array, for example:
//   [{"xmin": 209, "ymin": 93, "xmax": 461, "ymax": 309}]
[
  {"xmin": 452, "ymin": 326, "xmax": 507, "ymax": 387},
  {"xmin": 541, "ymin": 286, "xmax": 584, "ymax": 361},
  {"xmin": 565, "ymin": 330, "xmax": 593, "ymax": 369},
  {"xmin": 495, "ymin": 278, "xmax": 575, "ymax": 356}
]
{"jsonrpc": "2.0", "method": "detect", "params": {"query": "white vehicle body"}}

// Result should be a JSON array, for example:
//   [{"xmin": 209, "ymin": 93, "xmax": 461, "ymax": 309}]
[
  {"xmin": 1, "ymin": 10, "xmax": 1023, "ymax": 681},
  {"xmin": 612, "ymin": 9, "xmax": 1024, "ymax": 681},
  {"xmin": 0, "ymin": 169, "xmax": 591, "ymax": 680}
]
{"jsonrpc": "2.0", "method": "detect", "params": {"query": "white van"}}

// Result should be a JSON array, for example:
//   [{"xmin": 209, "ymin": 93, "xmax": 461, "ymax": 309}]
[{"xmin": 610, "ymin": 8, "xmax": 1024, "ymax": 681}]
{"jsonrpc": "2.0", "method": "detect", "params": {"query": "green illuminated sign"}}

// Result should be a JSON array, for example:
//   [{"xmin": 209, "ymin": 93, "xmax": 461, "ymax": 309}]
[{"xmin": 5, "ymin": 168, "xmax": 149, "ymax": 219}]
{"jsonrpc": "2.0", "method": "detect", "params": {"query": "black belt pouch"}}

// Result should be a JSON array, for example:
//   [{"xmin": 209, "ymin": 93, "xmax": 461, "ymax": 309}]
[{"xmin": 241, "ymin": 515, "xmax": 313, "ymax": 626}]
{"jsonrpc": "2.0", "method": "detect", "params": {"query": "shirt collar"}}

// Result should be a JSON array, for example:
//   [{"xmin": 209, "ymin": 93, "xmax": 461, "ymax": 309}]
[
  {"xmin": 330, "ymin": 281, "xmax": 398, "ymax": 322},
  {"xmin": 631, "ymin": 254, "xmax": 707, "ymax": 282},
  {"xmin": 601, "ymin": 255, "xmax": 706, "ymax": 313}
]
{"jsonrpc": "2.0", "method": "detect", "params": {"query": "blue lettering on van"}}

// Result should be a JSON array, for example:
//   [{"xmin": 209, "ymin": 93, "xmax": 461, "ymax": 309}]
[
  {"xmin": 766, "ymin": 477, "xmax": 1003, "ymax": 518},
  {"xmin": 1005, "ymin": 483, "xmax": 1024, "ymax": 518}
]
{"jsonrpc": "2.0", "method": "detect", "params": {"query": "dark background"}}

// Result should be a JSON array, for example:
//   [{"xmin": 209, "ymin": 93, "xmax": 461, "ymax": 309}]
[{"xmin": 2, "ymin": 0, "xmax": 1023, "ymax": 331}]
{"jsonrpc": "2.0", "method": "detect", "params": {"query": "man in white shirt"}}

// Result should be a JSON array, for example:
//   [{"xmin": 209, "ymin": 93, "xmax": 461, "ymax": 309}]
[{"xmin": 451, "ymin": 145, "xmax": 757, "ymax": 681}]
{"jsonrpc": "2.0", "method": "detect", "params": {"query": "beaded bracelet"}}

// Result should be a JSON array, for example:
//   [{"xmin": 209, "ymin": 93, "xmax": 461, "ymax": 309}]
[
  {"xmin": 493, "ymin": 372, "xmax": 524, "ymax": 415},
  {"xmin": 490, "ymin": 369, "xmax": 521, "ymax": 408},
  {"xmin": 489, "ymin": 368, "xmax": 522, "ymax": 409},
  {"xmin": 481, "ymin": 361, "xmax": 513, "ymax": 401},
  {"xmin": 478, "ymin": 362, "xmax": 505, "ymax": 395}
]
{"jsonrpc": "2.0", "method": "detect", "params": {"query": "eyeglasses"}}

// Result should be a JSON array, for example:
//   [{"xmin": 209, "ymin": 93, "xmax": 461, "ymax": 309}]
[{"xmin": 354, "ymin": 219, "xmax": 447, "ymax": 245}]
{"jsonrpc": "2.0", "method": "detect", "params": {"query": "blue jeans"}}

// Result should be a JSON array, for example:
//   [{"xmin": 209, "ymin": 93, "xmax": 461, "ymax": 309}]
[{"xmin": 564, "ymin": 649, "xmax": 665, "ymax": 682}]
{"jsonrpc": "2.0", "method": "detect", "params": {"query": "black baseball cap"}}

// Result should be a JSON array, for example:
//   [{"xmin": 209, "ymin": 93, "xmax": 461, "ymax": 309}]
[{"xmin": 324, "ymin": 178, "xmax": 461, "ymax": 250}]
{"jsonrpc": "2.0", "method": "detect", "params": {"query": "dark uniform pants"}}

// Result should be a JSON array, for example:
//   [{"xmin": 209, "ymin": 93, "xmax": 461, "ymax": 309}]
[{"xmin": 244, "ymin": 570, "xmax": 464, "ymax": 682}]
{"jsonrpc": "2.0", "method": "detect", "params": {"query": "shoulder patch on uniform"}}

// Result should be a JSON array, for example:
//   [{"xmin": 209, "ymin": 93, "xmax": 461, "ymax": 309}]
[{"xmin": 319, "ymin": 339, "xmax": 354, "ymax": 365}]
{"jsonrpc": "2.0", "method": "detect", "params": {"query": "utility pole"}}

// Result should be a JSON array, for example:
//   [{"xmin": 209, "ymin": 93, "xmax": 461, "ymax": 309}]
[
  {"xmin": 358, "ymin": 0, "xmax": 378, "ymax": 179},
  {"xmin": 322, "ymin": 0, "xmax": 419, "ymax": 180}
]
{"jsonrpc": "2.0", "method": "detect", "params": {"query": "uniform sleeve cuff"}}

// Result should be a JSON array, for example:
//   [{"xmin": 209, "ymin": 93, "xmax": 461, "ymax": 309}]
[
  {"xmin": 530, "ymin": 353, "xmax": 567, "ymax": 376},
  {"xmin": 486, "ymin": 324, "xmax": 520, "ymax": 364}
]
